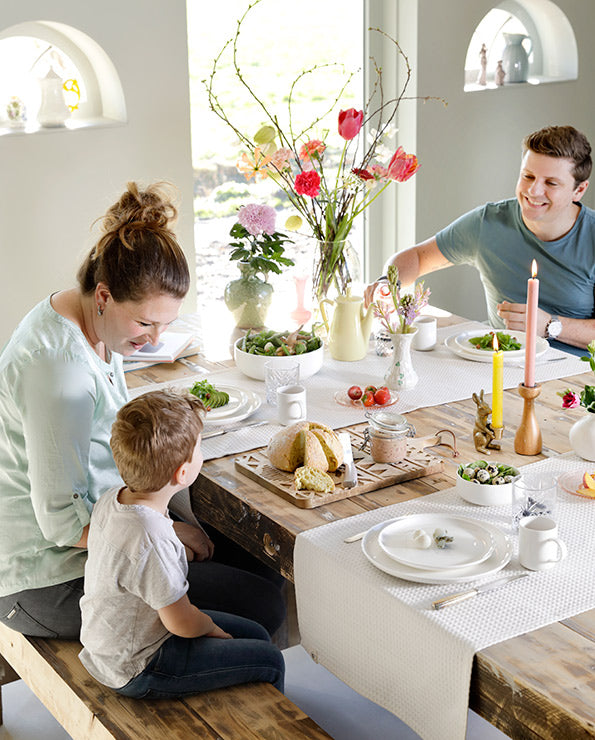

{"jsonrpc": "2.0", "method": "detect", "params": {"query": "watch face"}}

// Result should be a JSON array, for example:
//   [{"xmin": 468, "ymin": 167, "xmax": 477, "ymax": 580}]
[{"xmin": 548, "ymin": 320, "xmax": 562, "ymax": 338}]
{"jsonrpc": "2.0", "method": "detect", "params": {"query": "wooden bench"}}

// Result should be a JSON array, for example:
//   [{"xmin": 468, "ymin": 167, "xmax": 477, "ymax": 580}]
[{"xmin": 0, "ymin": 622, "xmax": 331, "ymax": 739}]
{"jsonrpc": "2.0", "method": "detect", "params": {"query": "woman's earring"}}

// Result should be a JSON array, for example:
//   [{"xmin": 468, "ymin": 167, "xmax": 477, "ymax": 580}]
[{"xmin": 97, "ymin": 305, "xmax": 104, "ymax": 317}]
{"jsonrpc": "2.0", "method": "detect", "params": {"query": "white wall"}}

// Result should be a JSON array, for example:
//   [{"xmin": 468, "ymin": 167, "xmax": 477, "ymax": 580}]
[
  {"xmin": 0, "ymin": 0, "xmax": 195, "ymax": 345},
  {"xmin": 404, "ymin": 0, "xmax": 595, "ymax": 321}
]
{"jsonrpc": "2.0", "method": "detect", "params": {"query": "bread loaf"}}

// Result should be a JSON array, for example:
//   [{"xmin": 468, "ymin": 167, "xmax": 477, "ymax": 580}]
[
  {"xmin": 294, "ymin": 466, "xmax": 335, "ymax": 493},
  {"xmin": 267, "ymin": 421, "xmax": 344, "ymax": 473}
]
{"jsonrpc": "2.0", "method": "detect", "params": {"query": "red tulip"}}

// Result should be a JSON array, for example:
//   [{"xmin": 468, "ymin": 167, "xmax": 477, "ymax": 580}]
[
  {"xmin": 338, "ymin": 108, "xmax": 364, "ymax": 140},
  {"xmin": 387, "ymin": 146, "xmax": 420, "ymax": 182}
]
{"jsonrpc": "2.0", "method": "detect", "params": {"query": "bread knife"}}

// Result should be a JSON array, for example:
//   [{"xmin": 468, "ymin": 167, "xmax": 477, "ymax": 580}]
[
  {"xmin": 338, "ymin": 432, "xmax": 357, "ymax": 488},
  {"xmin": 432, "ymin": 572, "xmax": 528, "ymax": 610}
]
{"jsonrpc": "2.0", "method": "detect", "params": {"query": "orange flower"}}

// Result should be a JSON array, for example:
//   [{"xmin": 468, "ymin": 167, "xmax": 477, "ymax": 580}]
[
  {"xmin": 299, "ymin": 139, "xmax": 326, "ymax": 162},
  {"xmin": 237, "ymin": 146, "xmax": 273, "ymax": 181}
]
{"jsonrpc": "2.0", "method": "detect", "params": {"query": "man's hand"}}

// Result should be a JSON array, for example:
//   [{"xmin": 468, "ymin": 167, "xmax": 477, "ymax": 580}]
[
  {"xmin": 497, "ymin": 301, "xmax": 550, "ymax": 336},
  {"xmin": 172, "ymin": 521, "xmax": 214, "ymax": 562}
]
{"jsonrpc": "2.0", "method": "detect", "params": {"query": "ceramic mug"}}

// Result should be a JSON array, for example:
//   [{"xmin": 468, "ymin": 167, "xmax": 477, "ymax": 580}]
[
  {"xmin": 276, "ymin": 384, "xmax": 307, "ymax": 425},
  {"xmin": 411, "ymin": 316, "xmax": 437, "ymax": 351},
  {"xmin": 518, "ymin": 516, "xmax": 567, "ymax": 571}
]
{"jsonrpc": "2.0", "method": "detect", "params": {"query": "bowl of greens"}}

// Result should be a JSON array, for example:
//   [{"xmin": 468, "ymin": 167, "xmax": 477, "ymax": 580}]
[
  {"xmin": 234, "ymin": 328, "xmax": 324, "ymax": 380},
  {"xmin": 456, "ymin": 460, "xmax": 521, "ymax": 506}
]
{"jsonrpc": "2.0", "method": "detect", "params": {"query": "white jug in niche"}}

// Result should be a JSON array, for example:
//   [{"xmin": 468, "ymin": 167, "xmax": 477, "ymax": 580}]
[
  {"xmin": 38, "ymin": 68, "xmax": 70, "ymax": 127},
  {"xmin": 502, "ymin": 33, "xmax": 532, "ymax": 83}
]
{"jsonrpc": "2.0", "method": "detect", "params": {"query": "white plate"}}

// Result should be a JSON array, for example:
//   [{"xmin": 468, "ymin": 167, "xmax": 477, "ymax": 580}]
[
  {"xmin": 377, "ymin": 514, "xmax": 494, "ymax": 570},
  {"xmin": 200, "ymin": 386, "xmax": 261, "ymax": 426},
  {"xmin": 455, "ymin": 329, "xmax": 526, "ymax": 359},
  {"xmin": 444, "ymin": 331, "xmax": 548, "ymax": 364},
  {"xmin": 362, "ymin": 517, "xmax": 512, "ymax": 584}
]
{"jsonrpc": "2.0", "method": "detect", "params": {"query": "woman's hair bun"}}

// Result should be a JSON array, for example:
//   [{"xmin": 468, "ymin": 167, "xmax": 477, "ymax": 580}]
[{"xmin": 99, "ymin": 181, "xmax": 178, "ymax": 251}]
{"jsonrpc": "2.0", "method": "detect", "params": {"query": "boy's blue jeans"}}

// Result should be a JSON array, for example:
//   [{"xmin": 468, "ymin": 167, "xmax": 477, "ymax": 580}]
[{"xmin": 115, "ymin": 611, "xmax": 285, "ymax": 698}]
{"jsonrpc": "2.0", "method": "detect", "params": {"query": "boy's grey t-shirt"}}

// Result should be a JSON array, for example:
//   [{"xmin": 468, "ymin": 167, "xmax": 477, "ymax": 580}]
[
  {"xmin": 79, "ymin": 488, "xmax": 188, "ymax": 688},
  {"xmin": 436, "ymin": 198, "xmax": 595, "ymax": 328}
]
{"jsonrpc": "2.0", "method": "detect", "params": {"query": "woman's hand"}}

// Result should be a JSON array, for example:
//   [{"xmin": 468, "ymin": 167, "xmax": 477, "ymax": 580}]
[{"xmin": 172, "ymin": 521, "xmax": 214, "ymax": 562}]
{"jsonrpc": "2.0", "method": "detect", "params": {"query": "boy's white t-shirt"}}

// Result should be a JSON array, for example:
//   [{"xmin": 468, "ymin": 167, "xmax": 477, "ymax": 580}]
[{"xmin": 79, "ymin": 487, "xmax": 188, "ymax": 688}]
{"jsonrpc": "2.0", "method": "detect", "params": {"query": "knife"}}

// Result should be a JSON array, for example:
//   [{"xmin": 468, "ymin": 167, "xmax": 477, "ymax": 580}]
[
  {"xmin": 338, "ymin": 432, "xmax": 358, "ymax": 488},
  {"xmin": 202, "ymin": 420, "xmax": 269, "ymax": 439},
  {"xmin": 432, "ymin": 572, "xmax": 528, "ymax": 610}
]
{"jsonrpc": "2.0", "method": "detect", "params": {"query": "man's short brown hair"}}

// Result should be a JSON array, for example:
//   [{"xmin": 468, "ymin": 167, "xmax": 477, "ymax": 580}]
[
  {"xmin": 111, "ymin": 389, "xmax": 204, "ymax": 493},
  {"xmin": 523, "ymin": 125, "xmax": 592, "ymax": 187}
]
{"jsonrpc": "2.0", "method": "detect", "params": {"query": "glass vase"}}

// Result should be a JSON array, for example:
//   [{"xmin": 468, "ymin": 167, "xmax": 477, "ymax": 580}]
[
  {"xmin": 569, "ymin": 413, "xmax": 595, "ymax": 461},
  {"xmin": 223, "ymin": 261, "xmax": 273, "ymax": 330},
  {"xmin": 384, "ymin": 330, "xmax": 418, "ymax": 391},
  {"xmin": 312, "ymin": 238, "xmax": 361, "ymax": 304}
]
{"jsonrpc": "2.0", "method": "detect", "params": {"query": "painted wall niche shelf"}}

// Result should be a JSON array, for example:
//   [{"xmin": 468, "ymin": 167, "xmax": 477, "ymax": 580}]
[
  {"xmin": 464, "ymin": 0, "xmax": 578, "ymax": 93},
  {"xmin": 0, "ymin": 19, "xmax": 126, "ymax": 136}
]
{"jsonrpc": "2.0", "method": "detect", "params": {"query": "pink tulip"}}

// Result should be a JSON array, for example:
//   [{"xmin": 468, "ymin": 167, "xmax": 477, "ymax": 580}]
[
  {"xmin": 338, "ymin": 109, "xmax": 364, "ymax": 140},
  {"xmin": 387, "ymin": 146, "xmax": 420, "ymax": 182}
]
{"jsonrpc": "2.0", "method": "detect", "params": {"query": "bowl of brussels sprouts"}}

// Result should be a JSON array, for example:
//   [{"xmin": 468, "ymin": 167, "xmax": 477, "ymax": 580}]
[
  {"xmin": 234, "ymin": 328, "xmax": 324, "ymax": 381},
  {"xmin": 456, "ymin": 460, "xmax": 521, "ymax": 506}
]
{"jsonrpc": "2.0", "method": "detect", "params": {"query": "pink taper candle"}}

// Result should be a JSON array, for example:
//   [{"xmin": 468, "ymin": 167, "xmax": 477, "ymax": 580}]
[{"xmin": 524, "ymin": 260, "xmax": 539, "ymax": 387}]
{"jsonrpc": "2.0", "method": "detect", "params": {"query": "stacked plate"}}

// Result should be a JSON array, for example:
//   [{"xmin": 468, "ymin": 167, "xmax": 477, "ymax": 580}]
[
  {"xmin": 362, "ymin": 514, "xmax": 512, "ymax": 584},
  {"xmin": 202, "ymin": 386, "xmax": 261, "ymax": 427},
  {"xmin": 444, "ymin": 329, "xmax": 549, "ymax": 364}
]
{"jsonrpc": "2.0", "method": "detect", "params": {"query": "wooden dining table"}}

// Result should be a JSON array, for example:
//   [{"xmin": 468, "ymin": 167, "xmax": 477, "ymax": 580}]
[{"xmin": 126, "ymin": 313, "xmax": 595, "ymax": 739}]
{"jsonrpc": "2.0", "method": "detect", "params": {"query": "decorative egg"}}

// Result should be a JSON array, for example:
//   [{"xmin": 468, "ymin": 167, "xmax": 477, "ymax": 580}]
[
  {"xmin": 486, "ymin": 463, "xmax": 499, "ymax": 477},
  {"xmin": 462, "ymin": 467, "xmax": 476, "ymax": 479},
  {"xmin": 492, "ymin": 476, "xmax": 506, "ymax": 485},
  {"xmin": 475, "ymin": 469, "xmax": 491, "ymax": 483}
]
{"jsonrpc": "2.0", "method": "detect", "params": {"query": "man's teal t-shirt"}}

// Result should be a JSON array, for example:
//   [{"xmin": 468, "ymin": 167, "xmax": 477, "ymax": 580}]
[{"xmin": 435, "ymin": 198, "xmax": 595, "ymax": 330}]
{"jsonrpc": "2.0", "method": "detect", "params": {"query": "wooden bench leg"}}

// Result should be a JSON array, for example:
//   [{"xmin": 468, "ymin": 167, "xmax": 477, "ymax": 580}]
[{"xmin": 0, "ymin": 653, "xmax": 20, "ymax": 725}]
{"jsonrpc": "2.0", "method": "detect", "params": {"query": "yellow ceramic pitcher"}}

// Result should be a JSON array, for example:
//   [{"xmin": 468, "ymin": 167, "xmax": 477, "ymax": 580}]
[{"xmin": 319, "ymin": 286, "xmax": 375, "ymax": 361}]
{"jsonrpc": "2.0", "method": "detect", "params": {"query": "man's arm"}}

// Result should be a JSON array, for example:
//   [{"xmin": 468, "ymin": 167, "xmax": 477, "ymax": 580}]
[
  {"xmin": 497, "ymin": 301, "xmax": 595, "ymax": 349},
  {"xmin": 364, "ymin": 237, "xmax": 452, "ymax": 306}
]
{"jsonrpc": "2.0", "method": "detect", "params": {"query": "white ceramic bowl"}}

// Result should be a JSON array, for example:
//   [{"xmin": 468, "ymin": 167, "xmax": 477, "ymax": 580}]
[
  {"xmin": 456, "ymin": 463, "xmax": 520, "ymax": 507},
  {"xmin": 233, "ymin": 339, "xmax": 324, "ymax": 381}
]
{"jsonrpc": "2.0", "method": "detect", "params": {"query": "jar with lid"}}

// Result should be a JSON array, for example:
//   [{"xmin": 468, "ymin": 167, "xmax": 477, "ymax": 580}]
[{"xmin": 365, "ymin": 410, "xmax": 415, "ymax": 464}]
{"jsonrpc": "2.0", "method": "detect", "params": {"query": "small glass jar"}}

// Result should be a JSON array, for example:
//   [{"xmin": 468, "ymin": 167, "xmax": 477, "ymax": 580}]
[
  {"xmin": 374, "ymin": 329, "xmax": 393, "ymax": 357},
  {"xmin": 365, "ymin": 410, "xmax": 415, "ymax": 463}
]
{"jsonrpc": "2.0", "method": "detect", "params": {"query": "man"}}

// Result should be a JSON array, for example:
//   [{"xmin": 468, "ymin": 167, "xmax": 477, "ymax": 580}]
[{"xmin": 365, "ymin": 126, "xmax": 595, "ymax": 353}]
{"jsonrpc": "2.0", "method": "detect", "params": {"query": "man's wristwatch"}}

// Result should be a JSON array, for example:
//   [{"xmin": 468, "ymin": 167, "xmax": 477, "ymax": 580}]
[{"xmin": 544, "ymin": 315, "xmax": 562, "ymax": 339}]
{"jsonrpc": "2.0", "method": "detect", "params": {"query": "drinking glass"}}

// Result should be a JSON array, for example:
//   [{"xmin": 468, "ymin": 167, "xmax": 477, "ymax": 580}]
[
  {"xmin": 264, "ymin": 361, "xmax": 299, "ymax": 406},
  {"xmin": 512, "ymin": 473, "xmax": 557, "ymax": 531}
]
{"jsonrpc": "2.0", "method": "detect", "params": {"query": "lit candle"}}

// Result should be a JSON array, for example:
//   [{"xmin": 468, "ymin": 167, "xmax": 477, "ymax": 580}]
[
  {"xmin": 524, "ymin": 260, "xmax": 539, "ymax": 388},
  {"xmin": 492, "ymin": 334, "xmax": 503, "ymax": 429}
]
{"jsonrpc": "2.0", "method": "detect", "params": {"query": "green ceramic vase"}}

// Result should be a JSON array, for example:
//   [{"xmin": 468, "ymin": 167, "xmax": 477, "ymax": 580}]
[{"xmin": 224, "ymin": 261, "xmax": 273, "ymax": 329}]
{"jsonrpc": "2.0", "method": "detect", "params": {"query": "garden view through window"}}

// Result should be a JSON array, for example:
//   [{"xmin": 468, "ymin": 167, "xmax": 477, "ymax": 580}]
[{"xmin": 187, "ymin": 0, "xmax": 364, "ymax": 335}]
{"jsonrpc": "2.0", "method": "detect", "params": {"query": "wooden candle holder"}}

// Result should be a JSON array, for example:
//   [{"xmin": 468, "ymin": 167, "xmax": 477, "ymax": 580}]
[{"xmin": 514, "ymin": 383, "xmax": 542, "ymax": 455}]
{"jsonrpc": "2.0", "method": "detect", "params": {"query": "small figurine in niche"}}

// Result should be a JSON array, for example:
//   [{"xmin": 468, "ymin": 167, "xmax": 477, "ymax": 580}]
[
  {"xmin": 472, "ymin": 389, "xmax": 501, "ymax": 454},
  {"xmin": 495, "ymin": 60, "xmax": 506, "ymax": 86},
  {"xmin": 477, "ymin": 43, "xmax": 487, "ymax": 86}
]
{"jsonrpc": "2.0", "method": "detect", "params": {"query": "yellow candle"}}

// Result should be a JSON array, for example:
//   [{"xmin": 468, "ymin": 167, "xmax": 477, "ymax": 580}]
[{"xmin": 492, "ymin": 335, "xmax": 503, "ymax": 429}]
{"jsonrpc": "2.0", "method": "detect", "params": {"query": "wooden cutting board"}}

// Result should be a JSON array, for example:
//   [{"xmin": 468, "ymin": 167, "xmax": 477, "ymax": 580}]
[{"xmin": 234, "ymin": 426, "xmax": 444, "ymax": 508}]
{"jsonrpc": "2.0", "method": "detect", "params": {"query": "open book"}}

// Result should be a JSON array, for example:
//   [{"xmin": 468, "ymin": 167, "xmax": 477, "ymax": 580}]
[{"xmin": 123, "ymin": 330, "xmax": 195, "ymax": 364}]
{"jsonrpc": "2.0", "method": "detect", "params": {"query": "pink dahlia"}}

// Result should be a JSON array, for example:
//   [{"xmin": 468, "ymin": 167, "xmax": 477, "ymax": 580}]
[
  {"xmin": 294, "ymin": 170, "xmax": 321, "ymax": 197},
  {"xmin": 237, "ymin": 203, "xmax": 276, "ymax": 236}
]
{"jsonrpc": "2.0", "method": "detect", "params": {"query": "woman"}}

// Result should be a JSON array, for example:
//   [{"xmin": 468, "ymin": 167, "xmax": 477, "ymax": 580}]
[{"xmin": 0, "ymin": 182, "xmax": 284, "ymax": 639}]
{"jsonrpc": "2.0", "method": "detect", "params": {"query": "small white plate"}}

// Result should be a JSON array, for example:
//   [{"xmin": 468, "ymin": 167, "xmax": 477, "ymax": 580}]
[
  {"xmin": 202, "ymin": 386, "xmax": 261, "ymax": 426},
  {"xmin": 362, "ymin": 518, "xmax": 512, "ymax": 584},
  {"xmin": 377, "ymin": 514, "xmax": 494, "ymax": 570},
  {"xmin": 445, "ymin": 331, "xmax": 548, "ymax": 364}
]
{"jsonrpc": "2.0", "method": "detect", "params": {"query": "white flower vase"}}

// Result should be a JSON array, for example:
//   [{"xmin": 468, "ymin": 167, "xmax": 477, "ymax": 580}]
[
  {"xmin": 385, "ymin": 330, "xmax": 418, "ymax": 391},
  {"xmin": 569, "ymin": 413, "xmax": 595, "ymax": 461}
]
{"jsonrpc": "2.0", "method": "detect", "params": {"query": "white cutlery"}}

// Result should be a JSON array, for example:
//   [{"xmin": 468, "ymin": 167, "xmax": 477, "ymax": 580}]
[{"xmin": 431, "ymin": 572, "xmax": 528, "ymax": 610}]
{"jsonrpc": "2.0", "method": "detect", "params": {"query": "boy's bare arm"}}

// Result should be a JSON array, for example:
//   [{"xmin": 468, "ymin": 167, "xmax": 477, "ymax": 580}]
[{"xmin": 158, "ymin": 594, "xmax": 231, "ymax": 639}]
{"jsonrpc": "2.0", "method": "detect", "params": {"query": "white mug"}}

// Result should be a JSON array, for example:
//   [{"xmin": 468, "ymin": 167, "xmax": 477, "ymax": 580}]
[
  {"xmin": 276, "ymin": 384, "xmax": 307, "ymax": 425},
  {"xmin": 518, "ymin": 516, "xmax": 567, "ymax": 571},
  {"xmin": 411, "ymin": 316, "xmax": 437, "ymax": 351}
]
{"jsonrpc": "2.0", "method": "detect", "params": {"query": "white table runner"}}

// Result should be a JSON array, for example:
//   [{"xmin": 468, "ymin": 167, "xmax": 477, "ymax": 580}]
[
  {"xmin": 294, "ymin": 454, "xmax": 595, "ymax": 740},
  {"xmin": 131, "ymin": 321, "xmax": 586, "ymax": 460}
]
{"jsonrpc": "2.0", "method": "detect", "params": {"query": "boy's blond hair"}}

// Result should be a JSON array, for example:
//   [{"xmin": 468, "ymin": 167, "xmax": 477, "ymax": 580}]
[{"xmin": 111, "ymin": 389, "xmax": 204, "ymax": 493}]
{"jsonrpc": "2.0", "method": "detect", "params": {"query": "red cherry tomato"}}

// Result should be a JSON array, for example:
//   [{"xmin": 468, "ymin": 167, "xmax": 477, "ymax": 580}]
[
  {"xmin": 361, "ymin": 391, "xmax": 375, "ymax": 407},
  {"xmin": 364, "ymin": 385, "xmax": 377, "ymax": 394},
  {"xmin": 347, "ymin": 385, "xmax": 363, "ymax": 400},
  {"xmin": 374, "ymin": 387, "xmax": 391, "ymax": 405}
]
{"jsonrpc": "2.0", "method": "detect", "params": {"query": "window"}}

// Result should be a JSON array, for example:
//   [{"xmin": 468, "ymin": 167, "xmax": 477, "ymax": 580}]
[{"xmin": 187, "ymin": 0, "xmax": 364, "ymax": 330}]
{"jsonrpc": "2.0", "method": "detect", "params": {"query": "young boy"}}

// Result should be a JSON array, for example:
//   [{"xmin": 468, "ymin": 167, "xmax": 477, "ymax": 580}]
[{"xmin": 79, "ymin": 389, "xmax": 284, "ymax": 698}]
